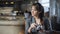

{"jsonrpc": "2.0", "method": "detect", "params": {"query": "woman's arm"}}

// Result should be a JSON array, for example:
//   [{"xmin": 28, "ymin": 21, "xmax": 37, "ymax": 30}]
[
  {"xmin": 28, "ymin": 27, "xmax": 32, "ymax": 33},
  {"xmin": 28, "ymin": 23, "xmax": 36, "ymax": 33}
]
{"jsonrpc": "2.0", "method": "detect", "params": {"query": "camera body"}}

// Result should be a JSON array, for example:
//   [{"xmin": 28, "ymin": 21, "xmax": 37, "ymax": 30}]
[{"xmin": 31, "ymin": 25, "xmax": 42, "ymax": 32}]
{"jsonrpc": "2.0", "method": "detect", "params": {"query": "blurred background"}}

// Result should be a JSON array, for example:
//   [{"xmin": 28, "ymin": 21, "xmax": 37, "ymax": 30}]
[{"xmin": 0, "ymin": 0, "xmax": 60, "ymax": 34}]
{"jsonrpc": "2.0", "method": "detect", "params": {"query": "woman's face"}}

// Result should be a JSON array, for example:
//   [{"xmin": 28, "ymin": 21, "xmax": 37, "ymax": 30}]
[{"xmin": 31, "ymin": 6, "xmax": 39, "ymax": 17}]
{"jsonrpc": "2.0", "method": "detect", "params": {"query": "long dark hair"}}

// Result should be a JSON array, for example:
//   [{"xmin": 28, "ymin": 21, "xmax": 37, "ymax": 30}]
[{"xmin": 32, "ymin": 3, "xmax": 44, "ymax": 21}]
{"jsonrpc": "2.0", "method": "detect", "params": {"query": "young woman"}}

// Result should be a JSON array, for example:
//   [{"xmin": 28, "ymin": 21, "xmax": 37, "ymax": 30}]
[{"xmin": 28, "ymin": 3, "xmax": 45, "ymax": 34}]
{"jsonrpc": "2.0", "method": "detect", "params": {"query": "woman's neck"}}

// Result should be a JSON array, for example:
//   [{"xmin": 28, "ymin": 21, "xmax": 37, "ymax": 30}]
[{"xmin": 34, "ymin": 16, "xmax": 43, "ymax": 25}]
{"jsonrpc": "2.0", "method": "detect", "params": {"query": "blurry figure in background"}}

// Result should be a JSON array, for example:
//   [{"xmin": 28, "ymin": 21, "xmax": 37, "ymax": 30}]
[
  {"xmin": 16, "ymin": 10, "xmax": 24, "ymax": 16},
  {"xmin": 44, "ymin": 11, "xmax": 49, "ymax": 19},
  {"xmin": 24, "ymin": 10, "xmax": 35, "ymax": 34},
  {"xmin": 28, "ymin": 3, "xmax": 45, "ymax": 34},
  {"xmin": 44, "ymin": 11, "xmax": 50, "ymax": 31}
]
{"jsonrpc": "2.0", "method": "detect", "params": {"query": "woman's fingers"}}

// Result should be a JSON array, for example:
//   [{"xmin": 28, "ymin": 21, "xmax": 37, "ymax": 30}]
[
  {"xmin": 30, "ymin": 23, "xmax": 37, "ymax": 28},
  {"xmin": 31, "ymin": 23, "xmax": 36, "ymax": 26}
]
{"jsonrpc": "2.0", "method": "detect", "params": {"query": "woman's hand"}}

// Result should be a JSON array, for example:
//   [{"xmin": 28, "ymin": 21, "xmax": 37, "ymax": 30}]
[
  {"xmin": 28, "ymin": 23, "xmax": 36, "ymax": 33},
  {"xmin": 30, "ymin": 23, "xmax": 37, "ymax": 28}
]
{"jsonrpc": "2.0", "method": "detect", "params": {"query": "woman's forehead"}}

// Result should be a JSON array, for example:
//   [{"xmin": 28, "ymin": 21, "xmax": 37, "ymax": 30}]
[{"xmin": 32, "ymin": 6, "xmax": 36, "ymax": 9}]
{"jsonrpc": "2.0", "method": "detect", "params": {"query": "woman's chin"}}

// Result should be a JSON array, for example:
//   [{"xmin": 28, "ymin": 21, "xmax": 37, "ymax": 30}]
[
  {"xmin": 32, "ymin": 15, "xmax": 34, "ymax": 16},
  {"xmin": 32, "ymin": 15, "xmax": 35, "ymax": 17}
]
